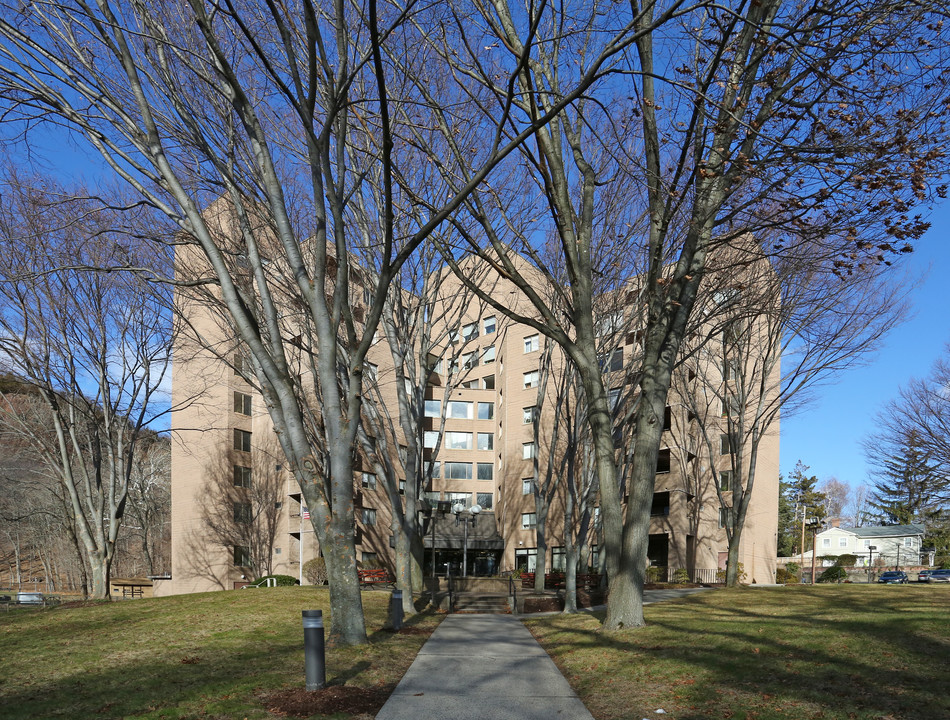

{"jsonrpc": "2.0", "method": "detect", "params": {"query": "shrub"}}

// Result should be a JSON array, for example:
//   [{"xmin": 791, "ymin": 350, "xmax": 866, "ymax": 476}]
[
  {"xmin": 302, "ymin": 557, "xmax": 327, "ymax": 585},
  {"xmin": 785, "ymin": 562, "xmax": 800, "ymax": 576},
  {"xmin": 776, "ymin": 567, "xmax": 797, "ymax": 584},
  {"xmin": 817, "ymin": 566, "xmax": 847, "ymax": 583},
  {"xmin": 715, "ymin": 562, "xmax": 747, "ymax": 584},
  {"xmin": 672, "ymin": 568, "xmax": 690, "ymax": 584},
  {"xmin": 253, "ymin": 574, "xmax": 300, "ymax": 587},
  {"xmin": 834, "ymin": 554, "xmax": 858, "ymax": 567},
  {"xmin": 645, "ymin": 566, "xmax": 661, "ymax": 583}
]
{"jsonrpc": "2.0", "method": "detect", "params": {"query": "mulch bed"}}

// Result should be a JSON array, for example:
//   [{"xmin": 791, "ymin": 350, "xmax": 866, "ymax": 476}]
[{"xmin": 262, "ymin": 684, "xmax": 394, "ymax": 718}]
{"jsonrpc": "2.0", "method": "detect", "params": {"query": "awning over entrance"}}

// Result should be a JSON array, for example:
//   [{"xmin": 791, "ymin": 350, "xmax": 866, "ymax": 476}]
[{"xmin": 422, "ymin": 510, "xmax": 505, "ymax": 550}]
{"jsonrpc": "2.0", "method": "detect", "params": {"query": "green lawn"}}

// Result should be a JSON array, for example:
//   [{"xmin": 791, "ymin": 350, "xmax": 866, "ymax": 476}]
[
  {"xmin": 525, "ymin": 584, "xmax": 950, "ymax": 720},
  {"xmin": 0, "ymin": 588, "xmax": 442, "ymax": 720}
]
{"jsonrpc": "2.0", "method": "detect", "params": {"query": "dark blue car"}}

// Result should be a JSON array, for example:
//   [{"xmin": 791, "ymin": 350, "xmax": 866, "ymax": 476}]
[{"xmin": 877, "ymin": 571, "xmax": 908, "ymax": 584}]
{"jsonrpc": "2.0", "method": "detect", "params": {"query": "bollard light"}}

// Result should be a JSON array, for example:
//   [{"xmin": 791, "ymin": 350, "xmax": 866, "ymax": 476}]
[
  {"xmin": 391, "ymin": 590, "xmax": 404, "ymax": 631},
  {"xmin": 302, "ymin": 609, "xmax": 326, "ymax": 691}
]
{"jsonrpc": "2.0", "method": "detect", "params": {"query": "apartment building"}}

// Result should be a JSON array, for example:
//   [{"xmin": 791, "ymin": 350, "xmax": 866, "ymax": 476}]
[{"xmin": 158, "ymin": 249, "xmax": 779, "ymax": 596}]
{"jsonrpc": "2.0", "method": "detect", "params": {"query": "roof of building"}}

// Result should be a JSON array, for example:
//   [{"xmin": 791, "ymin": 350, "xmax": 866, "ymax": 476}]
[{"xmin": 845, "ymin": 524, "xmax": 925, "ymax": 538}]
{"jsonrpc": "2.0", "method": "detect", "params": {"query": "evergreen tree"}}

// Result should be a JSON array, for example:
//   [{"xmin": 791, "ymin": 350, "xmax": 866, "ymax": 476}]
[
  {"xmin": 776, "ymin": 476, "xmax": 798, "ymax": 557},
  {"xmin": 868, "ymin": 429, "xmax": 943, "ymax": 526}
]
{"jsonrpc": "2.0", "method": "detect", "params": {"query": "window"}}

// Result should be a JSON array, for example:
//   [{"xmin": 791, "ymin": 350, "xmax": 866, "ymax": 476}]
[
  {"xmin": 477, "ymin": 463, "xmax": 493, "ymax": 481},
  {"xmin": 483, "ymin": 316, "xmax": 496, "ymax": 334},
  {"xmin": 656, "ymin": 448, "xmax": 671, "ymax": 473},
  {"xmin": 399, "ymin": 480, "xmax": 406, "ymax": 495},
  {"xmin": 477, "ymin": 432, "xmax": 494, "ymax": 451},
  {"xmin": 447, "ymin": 401, "xmax": 473, "ymax": 419},
  {"xmin": 362, "ymin": 508, "xmax": 377, "ymax": 526},
  {"xmin": 233, "ymin": 465, "xmax": 252, "ymax": 488},
  {"xmin": 362, "ymin": 472, "xmax": 377, "ymax": 489},
  {"xmin": 515, "ymin": 547, "xmax": 537, "ymax": 573},
  {"xmin": 362, "ymin": 551, "xmax": 378, "ymax": 565},
  {"xmin": 482, "ymin": 375, "xmax": 495, "ymax": 390},
  {"xmin": 477, "ymin": 492, "xmax": 493, "ymax": 510},
  {"xmin": 424, "ymin": 490, "xmax": 441, "ymax": 503},
  {"xmin": 723, "ymin": 360, "xmax": 739, "ymax": 381},
  {"xmin": 522, "ymin": 478, "xmax": 534, "ymax": 495},
  {"xmin": 595, "ymin": 311, "xmax": 622, "ymax": 336},
  {"xmin": 720, "ymin": 434, "xmax": 732, "ymax": 455},
  {"xmin": 445, "ymin": 492, "xmax": 472, "ymax": 508},
  {"xmin": 423, "ymin": 431, "xmax": 439, "ymax": 449},
  {"xmin": 523, "ymin": 442, "xmax": 536, "ymax": 459},
  {"xmin": 462, "ymin": 351, "xmax": 478, "ymax": 369},
  {"xmin": 233, "ymin": 352, "xmax": 246, "ymax": 376},
  {"xmin": 904, "ymin": 537, "xmax": 914, "ymax": 547},
  {"xmin": 822, "ymin": 537, "xmax": 832, "ymax": 548},
  {"xmin": 863, "ymin": 539, "xmax": 871, "ymax": 548},
  {"xmin": 233, "ymin": 429, "xmax": 252, "ymax": 452},
  {"xmin": 839, "ymin": 537, "xmax": 848, "ymax": 548},
  {"xmin": 460, "ymin": 378, "xmax": 479, "ymax": 389},
  {"xmin": 551, "ymin": 546, "xmax": 566, "ymax": 572},
  {"xmin": 233, "ymin": 391, "xmax": 252, "ymax": 416},
  {"xmin": 482, "ymin": 345, "xmax": 496, "ymax": 364},
  {"xmin": 523, "ymin": 406, "xmax": 538, "ymax": 424},
  {"xmin": 721, "ymin": 398, "xmax": 739, "ymax": 418},
  {"xmin": 462, "ymin": 322, "xmax": 478, "ymax": 341},
  {"xmin": 425, "ymin": 461, "xmax": 440, "ymax": 479},
  {"xmin": 233, "ymin": 502, "xmax": 252, "ymax": 524},
  {"xmin": 650, "ymin": 492, "xmax": 670, "ymax": 516},
  {"xmin": 718, "ymin": 471, "xmax": 733, "ymax": 492},
  {"xmin": 521, "ymin": 513, "xmax": 537, "ymax": 529},
  {"xmin": 524, "ymin": 334, "xmax": 539, "ymax": 353},
  {"xmin": 365, "ymin": 362, "xmax": 378, "ymax": 382},
  {"xmin": 425, "ymin": 399, "xmax": 441, "ymax": 418},
  {"xmin": 445, "ymin": 462, "xmax": 473, "ymax": 480},
  {"xmin": 599, "ymin": 348, "xmax": 623, "ymax": 372},
  {"xmin": 478, "ymin": 402, "xmax": 494, "ymax": 420},
  {"xmin": 233, "ymin": 545, "xmax": 251, "ymax": 566},
  {"xmin": 445, "ymin": 432, "xmax": 473, "ymax": 450},
  {"xmin": 608, "ymin": 387, "xmax": 621, "ymax": 410},
  {"xmin": 523, "ymin": 370, "xmax": 539, "ymax": 389},
  {"xmin": 719, "ymin": 507, "xmax": 730, "ymax": 529}
]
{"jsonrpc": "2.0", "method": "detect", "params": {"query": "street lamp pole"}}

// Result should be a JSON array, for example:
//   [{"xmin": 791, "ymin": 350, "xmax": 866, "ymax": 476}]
[
  {"xmin": 868, "ymin": 546, "xmax": 877, "ymax": 583},
  {"xmin": 454, "ymin": 504, "xmax": 481, "ymax": 578}
]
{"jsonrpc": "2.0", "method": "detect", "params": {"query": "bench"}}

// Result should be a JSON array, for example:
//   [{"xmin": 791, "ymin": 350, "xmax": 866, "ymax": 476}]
[{"xmin": 358, "ymin": 568, "xmax": 394, "ymax": 588}]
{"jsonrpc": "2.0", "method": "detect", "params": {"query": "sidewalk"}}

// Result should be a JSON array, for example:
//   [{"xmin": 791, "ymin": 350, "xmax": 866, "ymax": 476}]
[{"xmin": 374, "ymin": 613, "xmax": 593, "ymax": 720}]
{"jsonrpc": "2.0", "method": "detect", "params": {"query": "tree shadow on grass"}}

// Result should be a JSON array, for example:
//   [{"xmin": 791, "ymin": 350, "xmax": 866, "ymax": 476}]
[{"xmin": 530, "ymin": 586, "xmax": 950, "ymax": 720}]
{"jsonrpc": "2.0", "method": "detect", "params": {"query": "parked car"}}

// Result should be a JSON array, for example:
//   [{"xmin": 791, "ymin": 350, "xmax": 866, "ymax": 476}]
[
  {"xmin": 877, "ymin": 571, "xmax": 909, "ymax": 584},
  {"xmin": 918, "ymin": 569, "xmax": 934, "ymax": 582},
  {"xmin": 929, "ymin": 569, "xmax": 950, "ymax": 583}
]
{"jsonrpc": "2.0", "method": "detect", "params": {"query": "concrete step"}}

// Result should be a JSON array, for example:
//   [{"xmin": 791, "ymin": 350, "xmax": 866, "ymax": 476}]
[{"xmin": 452, "ymin": 595, "xmax": 511, "ymax": 614}]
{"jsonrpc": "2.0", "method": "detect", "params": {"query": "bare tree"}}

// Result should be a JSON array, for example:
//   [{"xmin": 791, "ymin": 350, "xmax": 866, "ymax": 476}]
[
  {"xmin": 420, "ymin": 0, "xmax": 949, "ymax": 625},
  {"xmin": 120, "ymin": 434, "xmax": 171, "ymax": 577},
  {"xmin": 0, "ymin": 175, "xmax": 172, "ymax": 598},
  {"xmin": 0, "ymin": 0, "xmax": 641, "ymax": 644},
  {"xmin": 820, "ymin": 478, "xmax": 851, "ymax": 521}
]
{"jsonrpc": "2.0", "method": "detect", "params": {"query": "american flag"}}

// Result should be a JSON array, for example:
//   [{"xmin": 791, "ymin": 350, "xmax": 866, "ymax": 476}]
[{"xmin": 301, "ymin": 506, "xmax": 310, "ymax": 520}]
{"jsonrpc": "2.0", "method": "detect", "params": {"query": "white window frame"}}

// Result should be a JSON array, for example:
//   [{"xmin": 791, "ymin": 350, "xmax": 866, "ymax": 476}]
[
  {"xmin": 524, "ymin": 334, "xmax": 539, "ymax": 353},
  {"xmin": 523, "ymin": 370, "xmax": 539, "ymax": 389}
]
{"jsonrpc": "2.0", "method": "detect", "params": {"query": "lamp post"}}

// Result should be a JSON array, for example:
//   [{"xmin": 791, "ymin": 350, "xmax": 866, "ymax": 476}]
[
  {"xmin": 427, "ymin": 500, "xmax": 452, "ymax": 582},
  {"xmin": 454, "ymin": 503, "xmax": 481, "ymax": 577},
  {"xmin": 807, "ymin": 518, "xmax": 821, "ymax": 584},
  {"xmin": 868, "ymin": 545, "xmax": 877, "ymax": 583}
]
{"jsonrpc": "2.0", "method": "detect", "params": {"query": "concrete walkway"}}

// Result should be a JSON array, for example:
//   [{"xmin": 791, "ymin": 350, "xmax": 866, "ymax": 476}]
[
  {"xmin": 375, "ymin": 613, "xmax": 591, "ymax": 719},
  {"xmin": 375, "ymin": 588, "xmax": 709, "ymax": 719}
]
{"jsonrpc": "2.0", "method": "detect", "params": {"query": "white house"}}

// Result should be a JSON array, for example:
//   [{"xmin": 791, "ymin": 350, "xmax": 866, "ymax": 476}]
[{"xmin": 813, "ymin": 522, "xmax": 928, "ymax": 567}]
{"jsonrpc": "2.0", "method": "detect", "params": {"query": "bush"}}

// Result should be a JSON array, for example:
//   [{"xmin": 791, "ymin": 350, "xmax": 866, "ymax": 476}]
[
  {"xmin": 715, "ymin": 562, "xmax": 747, "ymax": 584},
  {"xmin": 785, "ymin": 562, "xmax": 800, "ymax": 576},
  {"xmin": 302, "ymin": 557, "xmax": 327, "ymax": 585},
  {"xmin": 253, "ymin": 574, "xmax": 300, "ymax": 587},
  {"xmin": 834, "ymin": 554, "xmax": 858, "ymax": 567},
  {"xmin": 672, "ymin": 568, "xmax": 690, "ymax": 584},
  {"xmin": 776, "ymin": 567, "xmax": 798, "ymax": 584},
  {"xmin": 817, "ymin": 566, "xmax": 847, "ymax": 583},
  {"xmin": 645, "ymin": 566, "xmax": 661, "ymax": 583}
]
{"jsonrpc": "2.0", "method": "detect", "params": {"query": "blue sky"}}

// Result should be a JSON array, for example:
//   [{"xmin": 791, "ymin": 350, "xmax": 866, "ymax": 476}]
[{"xmin": 779, "ymin": 201, "xmax": 950, "ymax": 491}]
